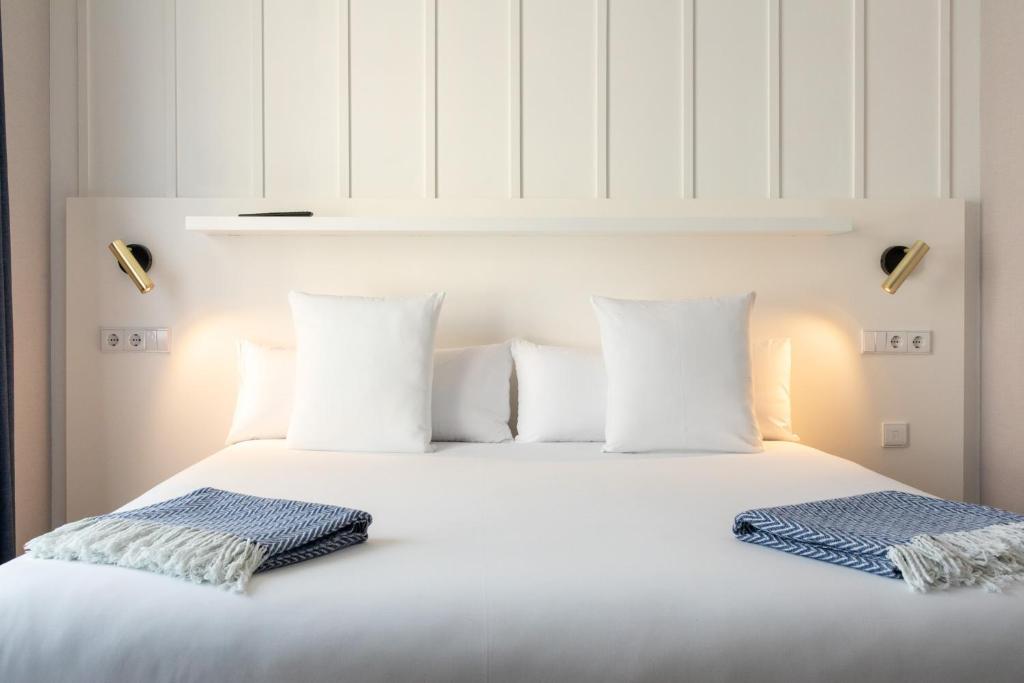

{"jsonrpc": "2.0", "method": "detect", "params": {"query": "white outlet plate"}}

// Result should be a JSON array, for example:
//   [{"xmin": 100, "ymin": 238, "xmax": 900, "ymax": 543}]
[
  {"xmin": 861, "ymin": 330, "xmax": 931, "ymax": 354},
  {"xmin": 100, "ymin": 328, "xmax": 125, "ymax": 352},
  {"xmin": 100, "ymin": 327, "xmax": 171, "ymax": 353}
]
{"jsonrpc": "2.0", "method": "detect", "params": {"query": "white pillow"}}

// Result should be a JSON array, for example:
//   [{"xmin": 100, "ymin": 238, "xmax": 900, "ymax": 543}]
[
  {"xmin": 591, "ymin": 293, "xmax": 762, "ymax": 453},
  {"xmin": 225, "ymin": 341, "xmax": 295, "ymax": 445},
  {"xmin": 752, "ymin": 338, "xmax": 798, "ymax": 442},
  {"xmin": 512, "ymin": 340, "xmax": 605, "ymax": 442},
  {"xmin": 432, "ymin": 343, "xmax": 513, "ymax": 442},
  {"xmin": 287, "ymin": 291, "xmax": 444, "ymax": 453}
]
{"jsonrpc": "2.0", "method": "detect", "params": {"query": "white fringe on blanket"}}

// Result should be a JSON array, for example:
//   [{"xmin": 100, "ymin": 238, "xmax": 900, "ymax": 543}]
[
  {"xmin": 26, "ymin": 517, "xmax": 266, "ymax": 593},
  {"xmin": 888, "ymin": 521, "xmax": 1024, "ymax": 593}
]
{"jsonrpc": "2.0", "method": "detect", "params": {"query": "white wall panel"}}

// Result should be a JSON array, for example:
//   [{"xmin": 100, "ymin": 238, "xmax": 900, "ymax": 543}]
[
  {"xmin": 436, "ymin": 0, "xmax": 509, "ymax": 197},
  {"xmin": 952, "ymin": 0, "xmax": 980, "ymax": 201},
  {"xmin": 349, "ymin": 0, "xmax": 424, "ymax": 198},
  {"xmin": 865, "ymin": 0, "xmax": 939, "ymax": 197},
  {"xmin": 176, "ymin": 0, "xmax": 262, "ymax": 197},
  {"xmin": 780, "ymin": 0, "xmax": 852, "ymax": 198},
  {"xmin": 83, "ymin": 0, "xmax": 172, "ymax": 196},
  {"xmin": 608, "ymin": 0, "xmax": 680, "ymax": 198},
  {"xmin": 521, "ymin": 0, "xmax": 596, "ymax": 198},
  {"xmin": 694, "ymin": 0, "xmax": 768, "ymax": 198},
  {"xmin": 264, "ymin": 0, "xmax": 342, "ymax": 198}
]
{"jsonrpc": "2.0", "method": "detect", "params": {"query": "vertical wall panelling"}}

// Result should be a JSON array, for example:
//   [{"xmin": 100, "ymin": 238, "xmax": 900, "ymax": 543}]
[
  {"xmin": 436, "ymin": 0, "xmax": 509, "ymax": 198},
  {"xmin": 680, "ymin": 0, "xmax": 694, "ymax": 199},
  {"xmin": 508, "ymin": 0, "xmax": 522, "ymax": 198},
  {"xmin": 951, "ymin": 0, "xmax": 979, "ymax": 201},
  {"xmin": 162, "ymin": 0, "xmax": 176, "ymax": 197},
  {"xmin": 349, "ymin": 0, "xmax": 425, "ymax": 197},
  {"xmin": 424, "ymin": 0, "xmax": 437, "ymax": 198},
  {"xmin": 264, "ymin": 0, "xmax": 342, "ymax": 198},
  {"xmin": 339, "ymin": 0, "xmax": 352, "ymax": 198},
  {"xmin": 865, "ymin": 0, "xmax": 939, "ymax": 197},
  {"xmin": 768, "ymin": 0, "xmax": 780, "ymax": 199},
  {"xmin": 595, "ymin": 0, "xmax": 609, "ymax": 198},
  {"xmin": 693, "ymin": 0, "xmax": 767, "ymax": 198},
  {"xmin": 852, "ymin": 0, "xmax": 866, "ymax": 198},
  {"xmin": 81, "ymin": 0, "xmax": 174, "ymax": 196},
  {"xmin": 609, "ymin": 0, "xmax": 681, "ymax": 198},
  {"xmin": 520, "ymin": 0, "xmax": 595, "ymax": 198},
  {"xmin": 176, "ymin": 0, "xmax": 264, "ymax": 197},
  {"xmin": 938, "ymin": 0, "xmax": 952, "ymax": 198},
  {"xmin": 780, "ymin": 0, "xmax": 853, "ymax": 199}
]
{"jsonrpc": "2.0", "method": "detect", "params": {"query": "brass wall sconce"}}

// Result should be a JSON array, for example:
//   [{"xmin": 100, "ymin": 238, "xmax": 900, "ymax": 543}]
[
  {"xmin": 881, "ymin": 240, "xmax": 929, "ymax": 294},
  {"xmin": 108, "ymin": 240, "xmax": 154, "ymax": 294}
]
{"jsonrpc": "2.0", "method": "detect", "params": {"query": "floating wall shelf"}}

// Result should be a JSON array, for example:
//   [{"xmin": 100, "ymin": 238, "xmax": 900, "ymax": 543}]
[{"xmin": 185, "ymin": 215, "xmax": 853, "ymax": 236}]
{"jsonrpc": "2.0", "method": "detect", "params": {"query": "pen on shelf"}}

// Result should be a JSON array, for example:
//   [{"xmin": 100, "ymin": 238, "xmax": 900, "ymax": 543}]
[{"xmin": 237, "ymin": 211, "xmax": 314, "ymax": 217}]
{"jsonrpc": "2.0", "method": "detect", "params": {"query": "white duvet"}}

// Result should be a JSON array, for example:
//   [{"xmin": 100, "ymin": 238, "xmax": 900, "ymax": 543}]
[{"xmin": 1, "ymin": 441, "xmax": 1022, "ymax": 682}]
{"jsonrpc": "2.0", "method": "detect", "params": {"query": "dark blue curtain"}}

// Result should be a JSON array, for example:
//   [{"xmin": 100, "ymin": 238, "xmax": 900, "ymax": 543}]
[{"xmin": 0, "ymin": 13, "xmax": 15, "ymax": 564}]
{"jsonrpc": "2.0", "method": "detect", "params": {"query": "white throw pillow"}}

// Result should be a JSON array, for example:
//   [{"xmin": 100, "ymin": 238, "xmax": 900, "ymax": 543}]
[
  {"xmin": 592, "ymin": 293, "xmax": 762, "ymax": 453},
  {"xmin": 225, "ymin": 341, "xmax": 295, "ymax": 445},
  {"xmin": 287, "ymin": 291, "xmax": 444, "ymax": 453},
  {"xmin": 752, "ymin": 338, "xmax": 799, "ymax": 442},
  {"xmin": 432, "ymin": 343, "xmax": 513, "ymax": 442},
  {"xmin": 512, "ymin": 340, "xmax": 605, "ymax": 442}
]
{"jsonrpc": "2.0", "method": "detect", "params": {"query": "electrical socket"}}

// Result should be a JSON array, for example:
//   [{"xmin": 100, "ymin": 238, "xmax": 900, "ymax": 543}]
[
  {"xmin": 125, "ymin": 329, "xmax": 147, "ymax": 352},
  {"xmin": 100, "ymin": 328, "xmax": 125, "ymax": 352},
  {"xmin": 884, "ymin": 331, "xmax": 908, "ymax": 353},
  {"xmin": 908, "ymin": 331, "xmax": 932, "ymax": 353}
]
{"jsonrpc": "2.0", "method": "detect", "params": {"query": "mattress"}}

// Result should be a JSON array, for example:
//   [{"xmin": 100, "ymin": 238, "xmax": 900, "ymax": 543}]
[{"xmin": 1, "ymin": 441, "xmax": 1022, "ymax": 683}]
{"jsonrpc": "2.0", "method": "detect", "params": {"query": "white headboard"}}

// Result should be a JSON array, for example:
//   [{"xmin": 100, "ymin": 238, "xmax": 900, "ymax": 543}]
[{"xmin": 63, "ymin": 198, "xmax": 976, "ymax": 520}]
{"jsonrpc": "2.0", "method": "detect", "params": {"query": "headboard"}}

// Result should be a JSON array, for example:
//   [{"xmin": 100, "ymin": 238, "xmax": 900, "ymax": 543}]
[{"xmin": 63, "ymin": 198, "xmax": 977, "ymax": 520}]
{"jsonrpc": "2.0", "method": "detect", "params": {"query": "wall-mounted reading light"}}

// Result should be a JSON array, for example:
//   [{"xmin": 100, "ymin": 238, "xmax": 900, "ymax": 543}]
[
  {"xmin": 108, "ymin": 239, "xmax": 154, "ymax": 294},
  {"xmin": 880, "ymin": 240, "xmax": 929, "ymax": 294}
]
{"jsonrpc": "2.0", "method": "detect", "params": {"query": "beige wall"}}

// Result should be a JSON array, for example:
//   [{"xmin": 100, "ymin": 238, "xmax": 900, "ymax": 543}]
[
  {"xmin": 2, "ymin": 0, "xmax": 49, "ymax": 547},
  {"xmin": 980, "ymin": 1, "xmax": 1024, "ymax": 512}
]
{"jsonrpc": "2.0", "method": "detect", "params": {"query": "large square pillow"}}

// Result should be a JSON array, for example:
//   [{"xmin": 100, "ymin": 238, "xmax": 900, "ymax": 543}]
[
  {"xmin": 287, "ymin": 291, "xmax": 444, "ymax": 452},
  {"xmin": 591, "ymin": 293, "xmax": 762, "ymax": 453}
]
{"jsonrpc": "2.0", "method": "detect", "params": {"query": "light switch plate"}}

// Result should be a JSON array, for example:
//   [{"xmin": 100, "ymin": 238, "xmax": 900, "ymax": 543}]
[
  {"xmin": 861, "ymin": 330, "xmax": 931, "ymax": 355},
  {"xmin": 99, "ymin": 327, "xmax": 171, "ymax": 353},
  {"xmin": 882, "ymin": 422, "xmax": 909, "ymax": 448}
]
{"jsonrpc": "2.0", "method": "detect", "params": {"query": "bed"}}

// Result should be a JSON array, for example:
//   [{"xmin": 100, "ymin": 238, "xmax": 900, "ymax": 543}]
[{"xmin": 1, "ymin": 440, "xmax": 1022, "ymax": 682}]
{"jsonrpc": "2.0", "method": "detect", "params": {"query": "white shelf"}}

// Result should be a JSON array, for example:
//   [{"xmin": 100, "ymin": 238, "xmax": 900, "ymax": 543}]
[{"xmin": 185, "ymin": 215, "xmax": 853, "ymax": 236}]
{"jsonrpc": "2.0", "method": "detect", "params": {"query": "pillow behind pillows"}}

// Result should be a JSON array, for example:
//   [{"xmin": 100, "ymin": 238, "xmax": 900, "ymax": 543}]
[
  {"xmin": 511, "ymin": 339, "xmax": 605, "ymax": 442},
  {"xmin": 592, "ymin": 293, "xmax": 762, "ymax": 453},
  {"xmin": 432, "ymin": 342, "xmax": 513, "ymax": 442},
  {"xmin": 752, "ymin": 338, "xmax": 798, "ymax": 441},
  {"xmin": 225, "ymin": 341, "xmax": 295, "ymax": 445},
  {"xmin": 288, "ymin": 291, "xmax": 444, "ymax": 453}
]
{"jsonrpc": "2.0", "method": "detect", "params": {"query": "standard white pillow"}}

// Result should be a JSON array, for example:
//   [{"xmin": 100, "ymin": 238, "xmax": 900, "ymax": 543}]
[
  {"xmin": 512, "ymin": 340, "xmax": 605, "ymax": 442},
  {"xmin": 225, "ymin": 341, "xmax": 295, "ymax": 445},
  {"xmin": 592, "ymin": 293, "xmax": 762, "ymax": 453},
  {"xmin": 432, "ymin": 343, "xmax": 513, "ymax": 442},
  {"xmin": 287, "ymin": 291, "xmax": 444, "ymax": 453},
  {"xmin": 752, "ymin": 338, "xmax": 798, "ymax": 441}
]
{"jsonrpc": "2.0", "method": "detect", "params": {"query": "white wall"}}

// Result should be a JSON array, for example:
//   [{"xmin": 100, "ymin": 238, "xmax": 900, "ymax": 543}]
[
  {"xmin": 62, "ymin": 0, "xmax": 979, "ymax": 203},
  {"xmin": 980, "ymin": 1, "xmax": 1024, "ymax": 513},
  {"xmin": 3, "ymin": 0, "xmax": 50, "ymax": 549}
]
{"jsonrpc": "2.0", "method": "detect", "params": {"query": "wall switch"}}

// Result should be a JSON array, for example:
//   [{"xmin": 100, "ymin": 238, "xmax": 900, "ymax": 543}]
[
  {"xmin": 99, "ymin": 327, "xmax": 171, "ymax": 353},
  {"xmin": 882, "ymin": 422, "xmax": 909, "ymax": 448},
  {"xmin": 100, "ymin": 328, "xmax": 125, "ymax": 352}
]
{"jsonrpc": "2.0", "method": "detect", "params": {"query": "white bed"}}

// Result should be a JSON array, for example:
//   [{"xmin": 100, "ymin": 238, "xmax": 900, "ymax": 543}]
[{"xmin": 1, "ymin": 440, "xmax": 1021, "ymax": 682}]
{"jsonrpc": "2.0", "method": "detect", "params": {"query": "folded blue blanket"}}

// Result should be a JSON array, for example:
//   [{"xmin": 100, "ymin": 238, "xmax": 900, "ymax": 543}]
[
  {"xmin": 733, "ymin": 490, "xmax": 1024, "ymax": 592},
  {"xmin": 26, "ymin": 488, "xmax": 372, "ymax": 592}
]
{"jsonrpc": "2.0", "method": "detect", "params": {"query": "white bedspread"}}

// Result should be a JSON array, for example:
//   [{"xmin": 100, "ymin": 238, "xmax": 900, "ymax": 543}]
[{"xmin": 2, "ymin": 441, "xmax": 1022, "ymax": 682}]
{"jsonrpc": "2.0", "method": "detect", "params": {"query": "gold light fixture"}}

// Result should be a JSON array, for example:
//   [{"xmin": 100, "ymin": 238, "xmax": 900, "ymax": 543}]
[
  {"xmin": 108, "ymin": 239, "xmax": 154, "ymax": 294},
  {"xmin": 881, "ymin": 240, "xmax": 929, "ymax": 294}
]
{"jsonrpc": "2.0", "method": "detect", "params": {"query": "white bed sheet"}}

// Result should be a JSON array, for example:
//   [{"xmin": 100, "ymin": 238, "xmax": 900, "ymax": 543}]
[{"xmin": 1, "ymin": 441, "xmax": 1022, "ymax": 682}]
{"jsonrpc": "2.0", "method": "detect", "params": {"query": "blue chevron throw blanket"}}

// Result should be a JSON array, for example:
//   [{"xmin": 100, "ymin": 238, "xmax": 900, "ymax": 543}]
[
  {"xmin": 25, "ymin": 488, "xmax": 372, "ymax": 592},
  {"xmin": 733, "ymin": 490, "xmax": 1024, "ymax": 592}
]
